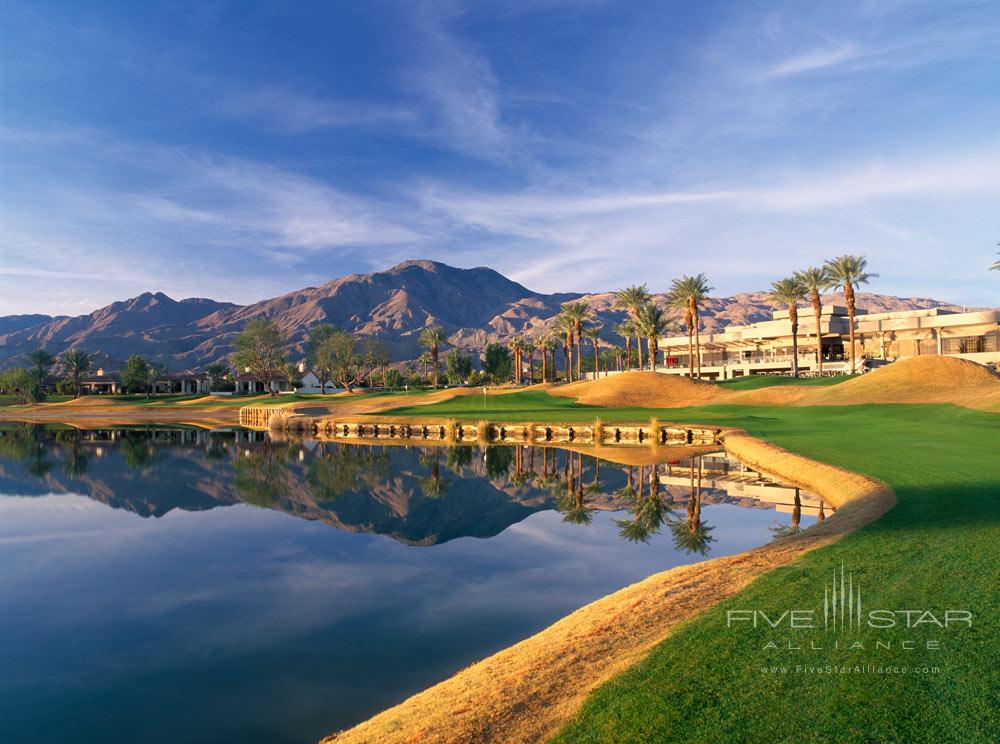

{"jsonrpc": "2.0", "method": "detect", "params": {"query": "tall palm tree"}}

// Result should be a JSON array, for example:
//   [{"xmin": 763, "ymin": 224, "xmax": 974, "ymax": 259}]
[
  {"xmin": 538, "ymin": 334, "xmax": 558, "ymax": 383},
  {"xmin": 560, "ymin": 301, "xmax": 593, "ymax": 381},
  {"xmin": 27, "ymin": 348, "xmax": 56, "ymax": 384},
  {"xmin": 419, "ymin": 326, "xmax": 447, "ymax": 387},
  {"xmin": 636, "ymin": 303, "xmax": 667, "ymax": 371},
  {"xmin": 614, "ymin": 320, "xmax": 635, "ymax": 371},
  {"xmin": 508, "ymin": 337, "xmax": 525, "ymax": 385},
  {"xmin": 556, "ymin": 312, "xmax": 576, "ymax": 382},
  {"xmin": 62, "ymin": 348, "xmax": 91, "ymax": 397},
  {"xmin": 583, "ymin": 322, "xmax": 604, "ymax": 378},
  {"xmin": 668, "ymin": 275, "xmax": 713, "ymax": 379},
  {"xmin": 824, "ymin": 255, "xmax": 877, "ymax": 373},
  {"xmin": 525, "ymin": 338, "xmax": 536, "ymax": 384},
  {"xmin": 614, "ymin": 284, "xmax": 650, "ymax": 370},
  {"xmin": 794, "ymin": 266, "xmax": 832, "ymax": 373},
  {"xmin": 770, "ymin": 276, "xmax": 808, "ymax": 377}
]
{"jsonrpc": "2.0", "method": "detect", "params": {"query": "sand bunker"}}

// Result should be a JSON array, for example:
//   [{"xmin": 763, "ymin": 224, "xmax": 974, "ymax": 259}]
[
  {"xmin": 552, "ymin": 371, "xmax": 731, "ymax": 408},
  {"xmin": 738, "ymin": 356, "xmax": 1000, "ymax": 411}
]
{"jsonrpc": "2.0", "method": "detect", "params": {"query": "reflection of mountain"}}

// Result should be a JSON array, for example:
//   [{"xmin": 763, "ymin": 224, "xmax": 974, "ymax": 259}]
[{"xmin": 0, "ymin": 427, "xmax": 785, "ymax": 546}]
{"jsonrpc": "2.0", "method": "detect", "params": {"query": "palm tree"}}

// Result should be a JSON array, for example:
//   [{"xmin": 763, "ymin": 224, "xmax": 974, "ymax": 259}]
[
  {"xmin": 614, "ymin": 320, "xmax": 635, "ymax": 371},
  {"xmin": 614, "ymin": 285, "xmax": 650, "ymax": 370},
  {"xmin": 560, "ymin": 301, "xmax": 593, "ymax": 381},
  {"xmin": 769, "ymin": 276, "xmax": 808, "ymax": 377},
  {"xmin": 419, "ymin": 326, "xmax": 447, "ymax": 387},
  {"xmin": 668, "ymin": 275, "xmax": 713, "ymax": 379},
  {"xmin": 27, "ymin": 348, "xmax": 56, "ymax": 385},
  {"xmin": 824, "ymin": 255, "xmax": 877, "ymax": 373},
  {"xmin": 582, "ymin": 323, "xmax": 604, "ymax": 378},
  {"xmin": 417, "ymin": 351, "xmax": 432, "ymax": 383},
  {"xmin": 539, "ymin": 334, "xmax": 558, "ymax": 383},
  {"xmin": 509, "ymin": 337, "xmax": 524, "ymax": 385},
  {"xmin": 62, "ymin": 348, "xmax": 91, "ymax": 397},
  {"xmin": 556, "ymin": 312, "xmax": 576, "ymax": 382},
  {"xmin": 524, "ymin": 338, "xmax": 536, "ymax": 384},
  {"xmin": 794, "ymin": 266, "xmax": 832, "ymax": 373},
  {"xmin": 636, "ymin": 303, "xmax": 667, "ymax": 371}
]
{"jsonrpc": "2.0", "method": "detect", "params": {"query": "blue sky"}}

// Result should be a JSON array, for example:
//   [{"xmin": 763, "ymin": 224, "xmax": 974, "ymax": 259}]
[{"xmin": 2, "ymin": 0, "xmax": 999, "ymax": 316}]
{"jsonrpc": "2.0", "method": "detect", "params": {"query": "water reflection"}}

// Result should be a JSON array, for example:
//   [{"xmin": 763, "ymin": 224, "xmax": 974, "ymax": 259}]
[
  {"xmin": 0, "ymin": 424, "xmax": 822, "ymax": 744},
  {"xmin": 0, "ymin": 424, "xmax": 823, "ymax": 550}
]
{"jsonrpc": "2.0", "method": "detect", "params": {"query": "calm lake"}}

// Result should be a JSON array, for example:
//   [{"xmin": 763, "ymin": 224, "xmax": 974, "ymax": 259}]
[{"xmin": 0, "ymin": 425, "xmax": 821, "ymax": 744}]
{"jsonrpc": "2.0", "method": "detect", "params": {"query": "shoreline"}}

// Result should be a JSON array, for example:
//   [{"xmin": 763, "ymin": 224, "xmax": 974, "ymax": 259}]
[{"xmin": 321, "ymin": 430, "xmax": 894, "ymax": 744}]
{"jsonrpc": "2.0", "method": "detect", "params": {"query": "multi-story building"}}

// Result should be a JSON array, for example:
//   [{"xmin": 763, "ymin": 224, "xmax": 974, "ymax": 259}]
[{"xmin": 654, "ymin": 306, "xmax": 1000, "ymax": 380}]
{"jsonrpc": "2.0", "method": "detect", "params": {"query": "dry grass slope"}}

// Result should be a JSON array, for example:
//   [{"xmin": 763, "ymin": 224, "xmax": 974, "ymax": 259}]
[
  {"xmin": 552, "ymin": 371, "xmax": 731, "ymax": 408},
  {"xmin": 736, "ymin": 356, "xmax": 1000, "ymax": 411},
  {"xmin": 321, "ymin": 432, "xmax": 893, "ymax": 744}
]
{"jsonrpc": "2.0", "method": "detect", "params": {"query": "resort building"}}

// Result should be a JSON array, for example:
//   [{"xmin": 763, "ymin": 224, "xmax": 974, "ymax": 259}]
[
  {"xmin": 79, "ymin": 369, "xmax": 123, "ymax": 395},
  {"xmin": 654, "ymin": 306, "xmax": 1000, "ymax": 380}
]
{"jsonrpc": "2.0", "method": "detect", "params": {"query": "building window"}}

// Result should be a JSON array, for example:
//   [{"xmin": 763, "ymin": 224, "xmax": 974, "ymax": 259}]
[{"xmin": 942, "ymin": 336, "xmax": 996, "ymax": 355}]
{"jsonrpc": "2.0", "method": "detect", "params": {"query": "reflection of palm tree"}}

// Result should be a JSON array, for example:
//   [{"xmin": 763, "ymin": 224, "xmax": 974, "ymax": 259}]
[
  {"xmin": 308, "ymin": 442, "xmax": 364, "ymax": 501},
  {"xmin": 419, "ymin": 449, "xmax": 450, "ymax": 499},
  {"xmin": 670, "ymin": 457, "xmax": 715, "ymax": 554},
  {"xmin": 60, "ymin": 430, "xmax": 89, "ymax": 477},
  {"xmin": 769, "ymin": 489, "xmax": 803, "ymax": 538},
  {"xmin": 445, "ymin": 446, "xmax": 473, "ymax": 476}
]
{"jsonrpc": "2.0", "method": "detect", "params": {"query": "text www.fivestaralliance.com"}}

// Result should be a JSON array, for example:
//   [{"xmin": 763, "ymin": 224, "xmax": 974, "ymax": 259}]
[{"xmin": 760, "ymin": 665, "xmax": 940, "ymax": 675}]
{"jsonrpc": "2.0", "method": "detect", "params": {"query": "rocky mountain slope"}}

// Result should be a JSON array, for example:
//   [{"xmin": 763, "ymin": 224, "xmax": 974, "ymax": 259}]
[{"xmin": 0, "ymin": 259, "xmax": 973, "ymax": 370}]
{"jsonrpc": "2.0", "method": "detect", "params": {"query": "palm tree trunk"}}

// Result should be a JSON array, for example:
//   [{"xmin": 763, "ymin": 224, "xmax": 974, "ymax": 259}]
[
  {"xmin": 846, "ymin": 285, "xmax": 856, "ymax": 373},
  {"xmin": 593, "ymin": 340, "xmax": 599, "ymax": 379},
  {"xmin": 789, "ymin": 305, "xmax": 799, "ymax": 377},
  {"xmin": 625, "ymin": 336, "xmax": 631, "ymax": 370},
  {"xmin": 528, "ymin": 349, "xmax": 534, "ymax": 384},
  {"xmin": 541, "ymin": 349, "xmax": 547, "ymax": 384},
  {"xmin": 812, "ymin": 290, "xmax": 823, "ymax": 373},
  {"xmin": 693, "ymin": 305, "xmax": 702, "ymax": 379},
  {"xmin": 576, "ymin": 325, "xmax": 583, "ymax": 381},
  {"xmin": 635, "ymin": 330, "xmax": 644, "ymax": 370},
  {"xmin": 432, "ymin": 346, "xmax": 439, "ymax": 387},
  {"xmin": 686, "ymin": 326, "xmax": 694, "ymax": 378}
]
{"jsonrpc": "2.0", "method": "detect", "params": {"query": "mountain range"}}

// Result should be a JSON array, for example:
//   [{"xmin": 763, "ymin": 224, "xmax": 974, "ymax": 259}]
[{"xmin": 0, "ymin": 259, "xmax": 976, "ymax": 371}]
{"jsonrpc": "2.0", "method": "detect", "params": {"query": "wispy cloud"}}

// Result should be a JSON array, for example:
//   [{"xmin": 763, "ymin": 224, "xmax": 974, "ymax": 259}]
[{"xmin": 764, "ymin": 43, "xmax": 861, "ymax": 78}]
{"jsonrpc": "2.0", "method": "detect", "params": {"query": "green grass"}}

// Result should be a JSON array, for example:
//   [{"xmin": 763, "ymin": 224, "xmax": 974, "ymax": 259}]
[
  {"xmin": 384, "ymin": 391, "xmax": 1000, "ymax": 742},
  {"xmin": 717, "ymin": 373, "xmax": 853, "ymax": 390}
]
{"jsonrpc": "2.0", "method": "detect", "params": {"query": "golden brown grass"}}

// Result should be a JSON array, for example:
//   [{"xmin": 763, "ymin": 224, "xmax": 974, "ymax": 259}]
[
  {"xmin": 735, "ymin": 356, "xmax": 1000, "ymax": 411},
  {"xmin": 552, "ymin": 371, "xmax": 731, "ymax": 408},
  {"xmin": 321, "ymin": 432, "xmax": 894, "ymax": 744}
]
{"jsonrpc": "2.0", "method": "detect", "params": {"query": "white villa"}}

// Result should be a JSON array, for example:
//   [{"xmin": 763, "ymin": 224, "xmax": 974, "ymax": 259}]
[{"xmin": 653, "ymin": 306, "xmax": 1000, "ymax": 380}]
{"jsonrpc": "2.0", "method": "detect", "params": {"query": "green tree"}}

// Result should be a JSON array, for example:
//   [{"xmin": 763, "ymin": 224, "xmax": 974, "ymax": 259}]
[
  {"xmin": 0, "ymin": 368, "xmax": 41, "ymax": 403},
  {"xmin": 305, "ymin": 323, "xmax": 339, "ymax": 392},
  {"xmin": 824, "ymin": 255, "xmax": 877, "ymax": 373},
  {"xmin": 62, "ymin": 348, "xmax": 91, "ymax": 397},
  {"xmin": 668, "ymin": 275, "xmax": 713, "ymax": 379},
  {"xmin": 444, "ymin": 348, "xmax": 472, "ymax": 384},
  {"xmin": 482, "ymin": 343, "xmax": 513, "ymax": 383},
  {"xmin": 614, "ymin": 285, "xmax": 651, "ymax": 370},
  {"xmin": 121, "ymin": 355, "xmax": 155, "ymax": 396},
  {"xmin": 231, "ymin": 318, "xmax": 287, "ymax": 395},
  {"xmin": 636, "ymin": 303, "xmax": 667, "ymax": 371},
  {"xmin": 560, "ymin": 300, "xmax": 594, "ymax": 381},
  {"xmin": 794, "ymin": 266, "xmax": 833, "ymax": 373},
  {"xmin": 205, "ymin": 361, "xmax": 229, "ymax": 390},
  {"xmin": 770, "ymin": 276, "xmax": 808, "ymax": 377},
  {"xmin": 27, "ymin": 348, "xmax": 56, "ymax": 386},
  {"xmin": 556, "ymin": 313, "xmax": 576, "ymax": 381},
  {"xmin": 417, "ymin": 351, "xmax": 432, "ymax": 383},
  {"xmin": 384, "ymin": 368, "xmax": 404, "ymax": 387},
  {"xmin": 418, "ymin": 326, "xmax": 447, "ymax": 387},
  {"xmin": 583, "ymin": 323, "xmax": 604, "ymax": 377},
  {"xmin": 312, "ymin": 330, "xmax": 386, "ymax": 392}
]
